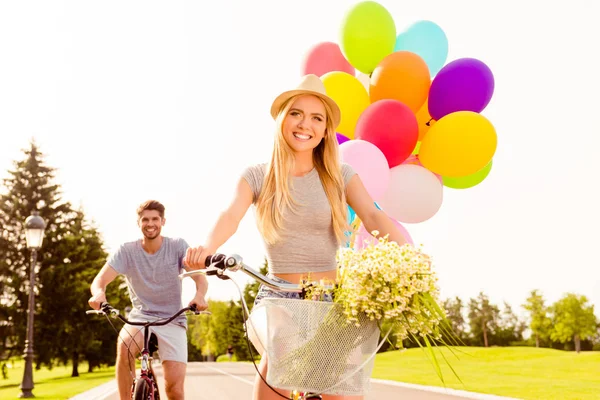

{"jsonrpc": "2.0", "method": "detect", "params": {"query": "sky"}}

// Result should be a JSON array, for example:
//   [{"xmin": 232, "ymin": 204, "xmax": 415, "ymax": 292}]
[{"xmin": 1, "ymin": 1, "xmax": 599, "ymax": 319}]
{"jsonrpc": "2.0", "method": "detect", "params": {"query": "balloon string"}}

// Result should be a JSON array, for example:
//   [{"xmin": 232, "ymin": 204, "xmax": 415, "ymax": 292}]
[{"xmin": 425, "ymin": 118, "xmax": 433, "ymax": 127}]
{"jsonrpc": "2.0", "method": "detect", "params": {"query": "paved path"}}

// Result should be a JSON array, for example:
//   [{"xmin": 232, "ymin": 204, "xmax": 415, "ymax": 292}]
[{"xmin": 72, "ymin": 362, "xmax": 520, "ymax": 400}]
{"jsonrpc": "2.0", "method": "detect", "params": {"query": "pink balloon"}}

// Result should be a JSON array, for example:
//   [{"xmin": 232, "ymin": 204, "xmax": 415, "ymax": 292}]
[
  {"xmin": 378, "ymin": 164, "xmax": 443, "ymax": 223},
  {"xmin": 354, "ymin": 217, "xmax": 413, "ymax": 249},
  {"xmin": 339, "ymin": 140, "xmax": 390, "ymax": 200},
  {"xmin": 402, "ymin": 155, "xmax": 442, "ymax": 183},
  {"xmin": 301, "ymin": 42, "xmax": 355, "ymax": 77}
]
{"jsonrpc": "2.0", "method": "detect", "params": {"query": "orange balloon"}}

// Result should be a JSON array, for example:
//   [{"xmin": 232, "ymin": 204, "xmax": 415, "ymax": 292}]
[
  {"xmin": 370, "ymin": 51, "xmax": 431, "ymax": 113},
  {"xmin": 416, "ymin": 98, "xmax": 435, "ymax": 141}
]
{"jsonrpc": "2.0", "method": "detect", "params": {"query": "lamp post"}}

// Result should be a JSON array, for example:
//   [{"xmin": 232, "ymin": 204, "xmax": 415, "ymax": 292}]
[{"xmin": 19, "ymin": 211, "xmax": 46, "ymax": 398}]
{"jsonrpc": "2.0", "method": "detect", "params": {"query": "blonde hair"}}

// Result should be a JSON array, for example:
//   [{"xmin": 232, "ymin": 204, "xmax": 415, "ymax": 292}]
[{"xmin": 255, "ymin": 94, "xmax": 348, "ymax": 245}]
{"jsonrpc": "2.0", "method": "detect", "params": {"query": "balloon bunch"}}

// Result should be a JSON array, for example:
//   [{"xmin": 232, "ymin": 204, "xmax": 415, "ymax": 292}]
[{"xmin": 300, "ymin": 1, "xmax": 497, "ymax": 248}]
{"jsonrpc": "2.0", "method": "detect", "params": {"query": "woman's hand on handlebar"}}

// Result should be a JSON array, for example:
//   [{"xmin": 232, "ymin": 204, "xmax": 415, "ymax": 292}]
[{"xmin": 184, "ymin": 246, "xmax": 209, "ymax": 269}]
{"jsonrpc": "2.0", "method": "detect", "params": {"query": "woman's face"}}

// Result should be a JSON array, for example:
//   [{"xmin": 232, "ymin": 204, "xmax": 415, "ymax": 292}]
[{"xmin": 281, "ymin": 95, "xmax": 327, "ymax": 154}]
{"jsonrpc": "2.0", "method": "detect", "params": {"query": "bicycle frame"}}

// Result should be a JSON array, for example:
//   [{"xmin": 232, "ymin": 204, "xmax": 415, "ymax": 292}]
[
  {"xmin": 179, "ymin": 254, "xmax": 330, "ymax": 400},
  {"xmin": 136, "ymin": 324, "xmax": 158, "ymax": 399}
]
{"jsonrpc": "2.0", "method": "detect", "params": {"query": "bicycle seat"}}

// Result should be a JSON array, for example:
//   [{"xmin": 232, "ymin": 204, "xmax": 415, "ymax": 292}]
[{"xmin": 148, "ymin": 333, "xmax": 159, "ymax": 354}]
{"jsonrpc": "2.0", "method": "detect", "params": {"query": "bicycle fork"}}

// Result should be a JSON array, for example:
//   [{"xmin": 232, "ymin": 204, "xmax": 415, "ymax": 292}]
[{"xmin": 131, "ymin": 326, "xmax": 158, "ymax": 400}]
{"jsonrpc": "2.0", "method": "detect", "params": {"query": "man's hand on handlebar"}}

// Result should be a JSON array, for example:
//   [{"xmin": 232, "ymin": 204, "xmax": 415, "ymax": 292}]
[
  {"xmin": 184, "ymin": 246, "xmax": 209, "ymax": 270},
  {"xmin": 88, "ymin": 292, "xmax": 107, "ymax": 310},
  {"xmin": 188, "ymin": 294, "xmax": 209, "ymax": 312}
]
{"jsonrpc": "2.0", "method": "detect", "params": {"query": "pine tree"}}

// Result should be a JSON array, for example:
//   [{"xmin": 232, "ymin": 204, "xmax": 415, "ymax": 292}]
[
  {"xmin": 0, "ymin": 140, "xmax": 128, "ymax": 374},
  {"xmin": 0, "ymin": 140, "xmax": 73, "ymax": 358}
]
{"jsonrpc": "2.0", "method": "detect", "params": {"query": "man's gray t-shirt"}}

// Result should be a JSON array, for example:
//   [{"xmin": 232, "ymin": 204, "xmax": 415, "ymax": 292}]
[{"xmin": 107, "ymin": 237, "xmax": 189, "ymax": 327}]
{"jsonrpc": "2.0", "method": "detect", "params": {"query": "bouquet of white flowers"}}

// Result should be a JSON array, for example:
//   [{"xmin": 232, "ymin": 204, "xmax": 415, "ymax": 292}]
[
  {"xmin": 334, "ymin": 232, "xmax": 445, "ymax": 341},
  {"xmin": 264, "ymin": 233, "xmax": 452, "ymax": 395}
]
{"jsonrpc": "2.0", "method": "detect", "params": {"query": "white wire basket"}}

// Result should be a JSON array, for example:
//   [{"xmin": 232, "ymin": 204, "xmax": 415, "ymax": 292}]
[{"xmin": 261, "ymin": 298, "xmax": 380, "ymax": 396}]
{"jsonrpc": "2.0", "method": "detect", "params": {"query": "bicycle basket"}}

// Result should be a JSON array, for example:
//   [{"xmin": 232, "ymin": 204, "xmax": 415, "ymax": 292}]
[{"xmin": 262, "ymin": 298, "xmax": 380, "ymax": 396}]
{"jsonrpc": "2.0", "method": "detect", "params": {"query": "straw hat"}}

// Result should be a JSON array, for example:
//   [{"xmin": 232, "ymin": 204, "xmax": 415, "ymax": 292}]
[{"xmin": 270, "ymin": 74, "xmax": 341, "ymax": 129}]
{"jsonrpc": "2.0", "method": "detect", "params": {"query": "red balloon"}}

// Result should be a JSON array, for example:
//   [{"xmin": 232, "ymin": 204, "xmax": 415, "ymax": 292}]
[
  {"xmin": 301, "ymin": 42, "xmax": 355, "ymax": 77},
  {"xmin": 355, "ymin": 100, "xmax": 418, "ymax": 167}
]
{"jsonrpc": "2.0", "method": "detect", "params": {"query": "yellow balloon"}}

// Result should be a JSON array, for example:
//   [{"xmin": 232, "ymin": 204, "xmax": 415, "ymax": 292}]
[
  {"xmin": 419, "ymin": 111, "xmax": 497, "ymax": 177},
  {"xmin": 322, "ymin": 71, "xmax": 370, "ymax": 139}
]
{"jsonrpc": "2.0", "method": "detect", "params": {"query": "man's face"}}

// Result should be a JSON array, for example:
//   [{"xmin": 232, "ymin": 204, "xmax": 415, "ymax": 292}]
[{"xmin": 137, "ymin": 210, "xmax": 165, "ymax": 240}]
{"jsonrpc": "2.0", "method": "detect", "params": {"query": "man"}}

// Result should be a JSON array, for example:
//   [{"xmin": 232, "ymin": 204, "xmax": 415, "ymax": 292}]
[{"xmin": 88, "ymin": 200, "xmax": 208, "ymax": 400}]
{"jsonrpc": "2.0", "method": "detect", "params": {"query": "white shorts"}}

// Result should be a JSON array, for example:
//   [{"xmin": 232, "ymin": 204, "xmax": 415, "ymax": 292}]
[{"xmin": 125, "ymin": 323, "xmax": 188, "ymax": 364}]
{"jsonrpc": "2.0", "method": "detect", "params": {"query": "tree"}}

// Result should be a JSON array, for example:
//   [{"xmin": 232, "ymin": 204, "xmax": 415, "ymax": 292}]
[
  {"xmin": 442, "ymin": 296, "xmax": 466, "ymax": 341},
  {"xmin": 36, "ymin": 209, "xmax": 129, "ymax": 375},
  {"xmin": 0, "ymin": 141, "xmax": 128, "ymax": 374},
  {"xmin": 522, "ymin": 289, "xmax": 552, "ymax": 347},
  {"xmin": 495, "ymin": 302, "xmax": 526, "ymax": 346},
  {"xmin": 189, "ymin": 258, "xmax": 268, "ymax": 362},
  {"xmin": 468, "ymin": 292, "xmax": 499, "ymax": 347},
  {"xmin": 550, "ymin": 293, "xmax": 597, "ymax": 353},
  {"xmin": 0, "ymin": 141, "xmax": 73, "ymax": 359}
]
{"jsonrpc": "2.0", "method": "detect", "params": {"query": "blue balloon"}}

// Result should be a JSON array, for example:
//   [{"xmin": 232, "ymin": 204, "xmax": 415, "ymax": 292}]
[
  {"xmin": 394, "ymin": 20, "xmax": 448, "ymax": 76},
  {"xmin": 347, "ymin": 205, "xmax": 356, "ymax": 224},
  {"xmin": 374, "ymin": 202, "xmax": 382, "ymax": 210},
  {"xmin": 344, "ymin": 205, "xmax": 357, "ymax": 248}
]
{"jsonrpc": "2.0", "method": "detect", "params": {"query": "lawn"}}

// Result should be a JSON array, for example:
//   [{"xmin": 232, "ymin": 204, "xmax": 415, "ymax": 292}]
[
  {"xmin": 372, "ymin": 346, "xmax": 600, "ymax": 400},
  {"xmin": 0, "ymin": 359, "xmax": 115, "ymax": 399},
  {"xmin": 2, "ymin": 347, "xmax": 598, "ymax": 399}
]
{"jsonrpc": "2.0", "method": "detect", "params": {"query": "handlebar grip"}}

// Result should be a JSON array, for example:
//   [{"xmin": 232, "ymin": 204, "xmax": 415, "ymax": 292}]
[{"xmin": 205, "ymin": 254, "xmax": 226, "ymax": 268}]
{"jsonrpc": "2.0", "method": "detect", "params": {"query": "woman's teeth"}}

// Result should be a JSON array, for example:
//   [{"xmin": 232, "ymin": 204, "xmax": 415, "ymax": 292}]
[{"xmin": 293, "ymin": 132, "xmax": 311, "ymax": 140}]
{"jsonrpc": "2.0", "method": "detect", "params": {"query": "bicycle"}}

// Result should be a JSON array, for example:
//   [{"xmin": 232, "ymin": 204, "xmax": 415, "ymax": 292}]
[
  {"xmin": 179, "ymin": 253, "xmax": 384, "ymax": 400},
  {"xmin": 86, "ymin": 303, "xmax": 206, "ymax": 400}
]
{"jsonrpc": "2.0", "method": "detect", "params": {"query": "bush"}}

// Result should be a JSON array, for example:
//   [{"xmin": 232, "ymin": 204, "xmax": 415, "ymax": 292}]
[
  {"xmin": 216, "ymin": 354, "xmax": 238, "ymax": 362},
  {"xmin": 509, "ymin": 340, "xmax": 532, "ymax": 347}
]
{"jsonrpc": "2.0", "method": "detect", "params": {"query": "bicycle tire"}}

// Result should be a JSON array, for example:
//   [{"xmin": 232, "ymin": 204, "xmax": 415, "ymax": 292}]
[{"xmin": 133, "ymin": 377, "xmax": 152, "ymax": 400}]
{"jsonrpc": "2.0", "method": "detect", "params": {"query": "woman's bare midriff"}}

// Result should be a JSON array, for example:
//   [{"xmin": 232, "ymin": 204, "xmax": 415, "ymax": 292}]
[{"xmin": 274, "ymin": 269, "xmax": 337, "ymax": 284}]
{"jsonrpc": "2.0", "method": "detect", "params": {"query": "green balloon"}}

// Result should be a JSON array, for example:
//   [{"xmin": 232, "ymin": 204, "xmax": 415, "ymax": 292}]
[
  {"xmin": 339, "ymin": 1, "xmax": 396, "ymax": 74},
  {"xmin": 412, "ymin": 141, "xmax": 421, "ymax": 155},
  {"xmin": 443, "ymin": 160, "xmax": 493, "ymax": 189}
]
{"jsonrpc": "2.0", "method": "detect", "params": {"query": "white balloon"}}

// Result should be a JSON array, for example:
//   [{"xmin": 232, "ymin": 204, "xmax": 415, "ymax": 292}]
[{"xmin": 378, "ymin": 164, "xmax": 443, "ymax": 223}]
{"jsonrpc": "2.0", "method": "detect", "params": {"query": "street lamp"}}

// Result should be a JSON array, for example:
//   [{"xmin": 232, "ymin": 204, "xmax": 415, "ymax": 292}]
[{"xmin": 19, "ymin": 211, "xmax": 46, "ymax": 399}]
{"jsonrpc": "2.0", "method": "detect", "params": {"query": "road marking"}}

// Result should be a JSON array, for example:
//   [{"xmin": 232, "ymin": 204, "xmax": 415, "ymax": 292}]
[{"xmin": 199, "ymin": 363, "xmax": 255, "ymax": 385}]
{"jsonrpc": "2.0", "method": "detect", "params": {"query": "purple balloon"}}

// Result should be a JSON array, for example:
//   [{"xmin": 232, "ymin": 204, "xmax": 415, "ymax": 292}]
[
  {"xmin": 336, "ymin": 132, "xmax": 350, "ymax": 144},
  {"xmin": 428, "ymin": 58, "xmax": 494, "ymax": 121}
]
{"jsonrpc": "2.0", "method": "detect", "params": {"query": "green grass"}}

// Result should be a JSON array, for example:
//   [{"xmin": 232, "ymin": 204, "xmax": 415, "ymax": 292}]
[
  {"xmin": 0, "ymin": 360, "xmax": 115, "ymax": 399},
  {"xmin": 372, "ymin": 346, "xmax": 600, "ymax": 400}
]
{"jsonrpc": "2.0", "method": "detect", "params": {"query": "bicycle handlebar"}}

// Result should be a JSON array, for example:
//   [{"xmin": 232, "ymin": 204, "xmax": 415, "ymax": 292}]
[
  {"xmin": 86, "ymin": 303, "xmax": 208, "ymax": 326},
  {"xmin": 179, "ymin": 253, "xmax": 335, "ymax": 293}
]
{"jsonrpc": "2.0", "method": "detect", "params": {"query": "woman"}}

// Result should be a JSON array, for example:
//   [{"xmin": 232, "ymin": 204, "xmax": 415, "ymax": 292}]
[{"xmin": 185, "ymin": 74, "xmax": 407, "ymax": 400}]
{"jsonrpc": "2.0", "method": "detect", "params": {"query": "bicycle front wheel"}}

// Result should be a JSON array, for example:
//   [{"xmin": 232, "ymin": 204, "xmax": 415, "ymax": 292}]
[{"xmin": 133, "ymin": 377, "xmax": 152, "ymax": 400}]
